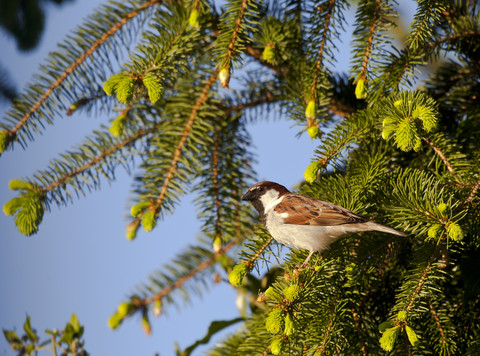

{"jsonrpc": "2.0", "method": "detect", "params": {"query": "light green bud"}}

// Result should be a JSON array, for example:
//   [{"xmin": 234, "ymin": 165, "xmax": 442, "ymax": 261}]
[
  {"xmin": 141, "ymin": 210, "xmax": 157, "ymax": 232},
  {"xmin": 447, "ymin": 222, "xmax": 463, "ymax": 241},
  {"xmin": 305, "ymin": 99, "xmax": 316, "ymax": 120},
  {"xmin": 262, "ymin": 44, "xmax": 276, "ymax": 63},
  {"xmin": 379, "ymin": 326, "xmax": 399, "ymax": 352},
  {"xmin": 405, "ymin": 325, "xmax": 418, "ymax": 346},
  {"xmin": 270, "ymin": 338, "xmax": 282, "ymax": 355},
  {"xmin": 304, "ymin": 161, "xmax": 321, "ymax": 183},
  {"xmin": 283, "ymin": 285, "xmax": 300, "ymax": 302},
  {"xmin": 428, "ymin": 224, "xmax": 443, "ymax": 239},
  {"xmin": 355, "ymin": 77, "xmax": 367, "ymax": 99},
  {"xmin": 265, "ymin": 309, "xmax": 284, "ymax": 334},
  {"xmin": 397, "ymin": 311, "xmax": 407, "ymax": 322},
  {"xmin": 308, "ymin": 125, "xmax": 319, "ymax": 139},
  {"xmin": 228, "ymin": 263, "xmax": 248, "ymax": 286}
]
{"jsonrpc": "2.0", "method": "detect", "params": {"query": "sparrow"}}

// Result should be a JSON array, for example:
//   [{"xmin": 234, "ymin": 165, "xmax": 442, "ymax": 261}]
[{"xmin": 242, "ymin": 181, "xmax": 407, "ymax": 267}]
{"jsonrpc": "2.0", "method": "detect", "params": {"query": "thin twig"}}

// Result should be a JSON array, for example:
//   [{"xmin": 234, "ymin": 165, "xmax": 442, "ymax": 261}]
[
  {"xmin": 359, "ymin": 0, "xmax": 381, "ymax": 80},
  {"xmin": 405, "ymin": 247, "xmax": 440, "ymax": 313},
  {"xmin": 51, "ymin": 335, "xmax": 57, "ymax": 356},
  {"xmin": 428, "ymin": 298, "xmax": 447, "ymax": 347},
  {"xmin": 224, "ymin": 0, "xmax": 250, "ymax": 64},
  {"xmin": 422, "ymin": 137, "xmax": 461, "ymax": 184},
  {"xmin": 309, "ymin": 0, "xmax": 336, "ymax": 100},
  {"xmin": 464, "ymin": 179, "xmax": 480, "ymax": 205},
  {"xmin": 247, "ymin": 235, "xmax": 274, "ymax": 269}
]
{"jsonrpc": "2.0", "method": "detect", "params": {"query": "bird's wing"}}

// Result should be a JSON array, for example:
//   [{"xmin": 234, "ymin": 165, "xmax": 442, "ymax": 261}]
[{"xmin": 274, "ymin": 194, "xmax": 366, "ymax": 226}]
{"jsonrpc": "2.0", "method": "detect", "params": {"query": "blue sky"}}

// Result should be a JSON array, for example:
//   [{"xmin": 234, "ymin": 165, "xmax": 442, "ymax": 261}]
[{"xmin": 0, "ymin": 1, "xmax": 324, "ymax": 355}]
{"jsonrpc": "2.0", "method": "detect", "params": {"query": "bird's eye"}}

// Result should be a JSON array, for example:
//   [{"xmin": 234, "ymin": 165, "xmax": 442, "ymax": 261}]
[{"xmin": 257, "ymin": 187, "xmax": 265, "ymax": 192}]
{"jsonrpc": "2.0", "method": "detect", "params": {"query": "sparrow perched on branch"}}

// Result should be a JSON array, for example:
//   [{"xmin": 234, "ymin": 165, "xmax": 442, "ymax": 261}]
[{"xmin": 242, "ymin": 181, "xmax": 407, "ymax": 267}]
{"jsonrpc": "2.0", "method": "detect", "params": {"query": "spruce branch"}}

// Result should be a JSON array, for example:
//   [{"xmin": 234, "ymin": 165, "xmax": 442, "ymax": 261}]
[
  {"xmin": 309, "ymin": 0, "xmax": 336, "ymax": 101},
  {"xmin": 152, "ymin": 72, "xmax": 217, "ymax": 213},
  {"xmin": 39, "ymin": 123, "xmax": 155, "ymax": 196},
  {"xmin": 351, "ymin": 306, "xmax": 367, "ymax": 356},
  {"xmin": 463, "ymin": 179, "xmax": 480, "ymax": 205},
  {"xmin": 214, "ymin": 0, "xmax": 263, "ymax": 86},
  {"xmin": 225, "ymin": 0, "xmax": 250, "ymax": 63},
  {"xmin": 244, "ymin": 45, "xmax": 290, "ymax": 77},
  {"xmin": 428, "ymin": 298, "xmax": 447, "ymax": 348},
  {"xmin": 212, "ymin": 129, "xmax": 222, "ymax": 243},
  {"xmin": 246, "ymin": 235, "xmax": 274, "ymax": 269},
  {"xmin": 316, "ymin": 295, "xmax": 338, "ymax": 354},
  {"xmin": 359, "ymin": 0, "xmax": 381, "ymax": 81},
  {"xmin": 3, "ymin": 0, "xmax": 162, "ymax": 151},
  {"xmin": 130, "ymin": 72, "xmax": 218, "ymax": 234},
  {"xmin": 405, "ymin": 247, "xmax": 441, "ymax": 314},
  {"xmin": 423, "ymin": 137, "xmax": 457, "ymax": 177},
  {"xmin": 133, "ymin": 237, "xmax": 241, "ymax": 308},
  {"xmin": 407, "ymin": 0, "xmax": 447, "ymax": 51}
]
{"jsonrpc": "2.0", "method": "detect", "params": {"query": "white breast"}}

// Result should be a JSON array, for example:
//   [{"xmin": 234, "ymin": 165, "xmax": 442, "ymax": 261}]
[{"xmin": 265, "ymin": 209, "xmax": 348, "ymax": 253}]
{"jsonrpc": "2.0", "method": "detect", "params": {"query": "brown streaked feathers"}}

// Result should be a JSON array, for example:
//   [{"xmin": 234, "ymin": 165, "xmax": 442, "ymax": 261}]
[{"xmin": 274, "ymin": 194, "xmax": 366, "ymax": 226}]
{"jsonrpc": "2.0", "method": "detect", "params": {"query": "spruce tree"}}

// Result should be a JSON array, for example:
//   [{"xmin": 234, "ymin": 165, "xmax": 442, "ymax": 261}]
[{"xmin": 2, "ymin": 0, "xmax": 480, "ymax": 355}]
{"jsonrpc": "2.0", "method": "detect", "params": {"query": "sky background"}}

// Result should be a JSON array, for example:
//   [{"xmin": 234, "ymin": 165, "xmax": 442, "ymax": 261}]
[{"xmin": 0, "ymin": 1, "xmax": 413, "ymax": 355}]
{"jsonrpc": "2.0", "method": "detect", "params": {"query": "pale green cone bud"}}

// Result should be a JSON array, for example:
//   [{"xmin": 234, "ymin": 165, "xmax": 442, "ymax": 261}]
[
  {"xmin": 264, "ymin": 287, "xmax": 280, "ymax": 300},
  {"xmin": 126, "ymin": 220, "xmax": 140, "ymax": 240},
  {"xmin": 141, "ymin": 210, "xmax": 157, "ymax": 232},
  {"xmin": 379, "ymin": 326, "xmax": 399, "ymax": 352},
  {"xmin": 355, "ymin": 77, "xmax": 367, "ymax": 99},
  {"xmin": 262, "ymin": 44, "xmax": 276, "ymax": 64},
  {"xmin": 428, "ymin": 224, "xmax": 443, "ymax": 239},
  {"xmin": 305, "ymin": 99, "xmax": 316, "ymax": 120},
  {"xmin": 142, "ymin": 314, "xmax": 151, "ymax": 336},
  {"xmin": 284, "ymin": 313, "xmax": 296, "ymax": 336},
  {"xmin": 304, "ymin": 161, "xmax": 321, "ymax": 183},
  {"xmin": 283, "ymin": 285, "xmax": 300, "ymax": 302},
  {"xmin": 0, "ymin": 130, "xmax": 9, "ymax": 154},
  {"xmin": 436, "ymin": 203, "xmax": 448, "ymax": 215},
  {"xmin": 109, "ymin": 113, "xmax": 127, "ymax": 137},
  {"xmin": 8, "ymin": 179, "xmax": 32, "ymax": 191},
  {"xmin": 447, "ymin": 222, "xmax": 463, "ymax": 241},
  {"xmin": 265, "ymin": 309, "xmax": 284, "ymax": 334},
  {"xmin": 219, "ymin": 67, "xmax": 230, "ymax": 88},
  {"xmin": 131, "ymin": 202, "xmax": 151, "ymax": 217},
  {"xmin": 213, "ymin": 236, "xmax": 222, "ymax": 253},
  {"xmin": 397, "ymin": 311, "xmax": 407, "ymax": 322},
  {"xmin": 270, "ymin": 338, "xmax": 282, "ymax": 355},
  {"xmin": 116, "ymin": 77, "xmax": 135, "ymax": 104},
  {"xmin": 308, "ymin": 125, "xmax": 319, "ymax": 139},
  {"xmin": 3, "ymin": 197, "xmax": 22, "ymax": 216},
  {"xmin": 189, "ymin": 8, "xmax": 200, "ymax": 28},
  {"xmin": 405, "ymin": 325, "xmax": 418, "ymax": 346},
  {"xmin": 117, "ymin": 302, "xmax": 133, "ymax": 317},
  {"xmin": 142, "ymin": 73, "xmax": 163, "ymax": 104},
  {"xmin": 154, "ymin": 300, "xmax": 162, "ymax": 317},
  {"xmin": 108, "ymin": 312, "xmax": 123, "ymax": 330},
  {"xmin": 228, "ymin": 263, "xmax": 248, "ymax": 286},
  {"xmin": 103, "ymin": 73, "xmax": 129, "ymax": 96},
  {"xmin": 345, "ymin": 262, "xmax": 356, "ymax": 279}
]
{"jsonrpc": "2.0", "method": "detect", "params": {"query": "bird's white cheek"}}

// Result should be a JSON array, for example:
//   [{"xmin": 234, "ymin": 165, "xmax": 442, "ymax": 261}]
[{"xmin": 260, "ymin": 192, "xmax": 283, "ymax": 214}]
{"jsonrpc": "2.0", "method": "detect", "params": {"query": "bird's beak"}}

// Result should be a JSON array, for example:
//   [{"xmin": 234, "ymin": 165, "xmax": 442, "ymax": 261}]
[{"xmin": 242, "ymin": 191, "xmax": 255, "ymax": 201}]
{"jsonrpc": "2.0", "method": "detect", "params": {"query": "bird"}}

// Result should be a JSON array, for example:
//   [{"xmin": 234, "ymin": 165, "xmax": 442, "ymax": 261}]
[{"xmin": 241, "ymin": 181, "xmax": 407, "ymax": 268}]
